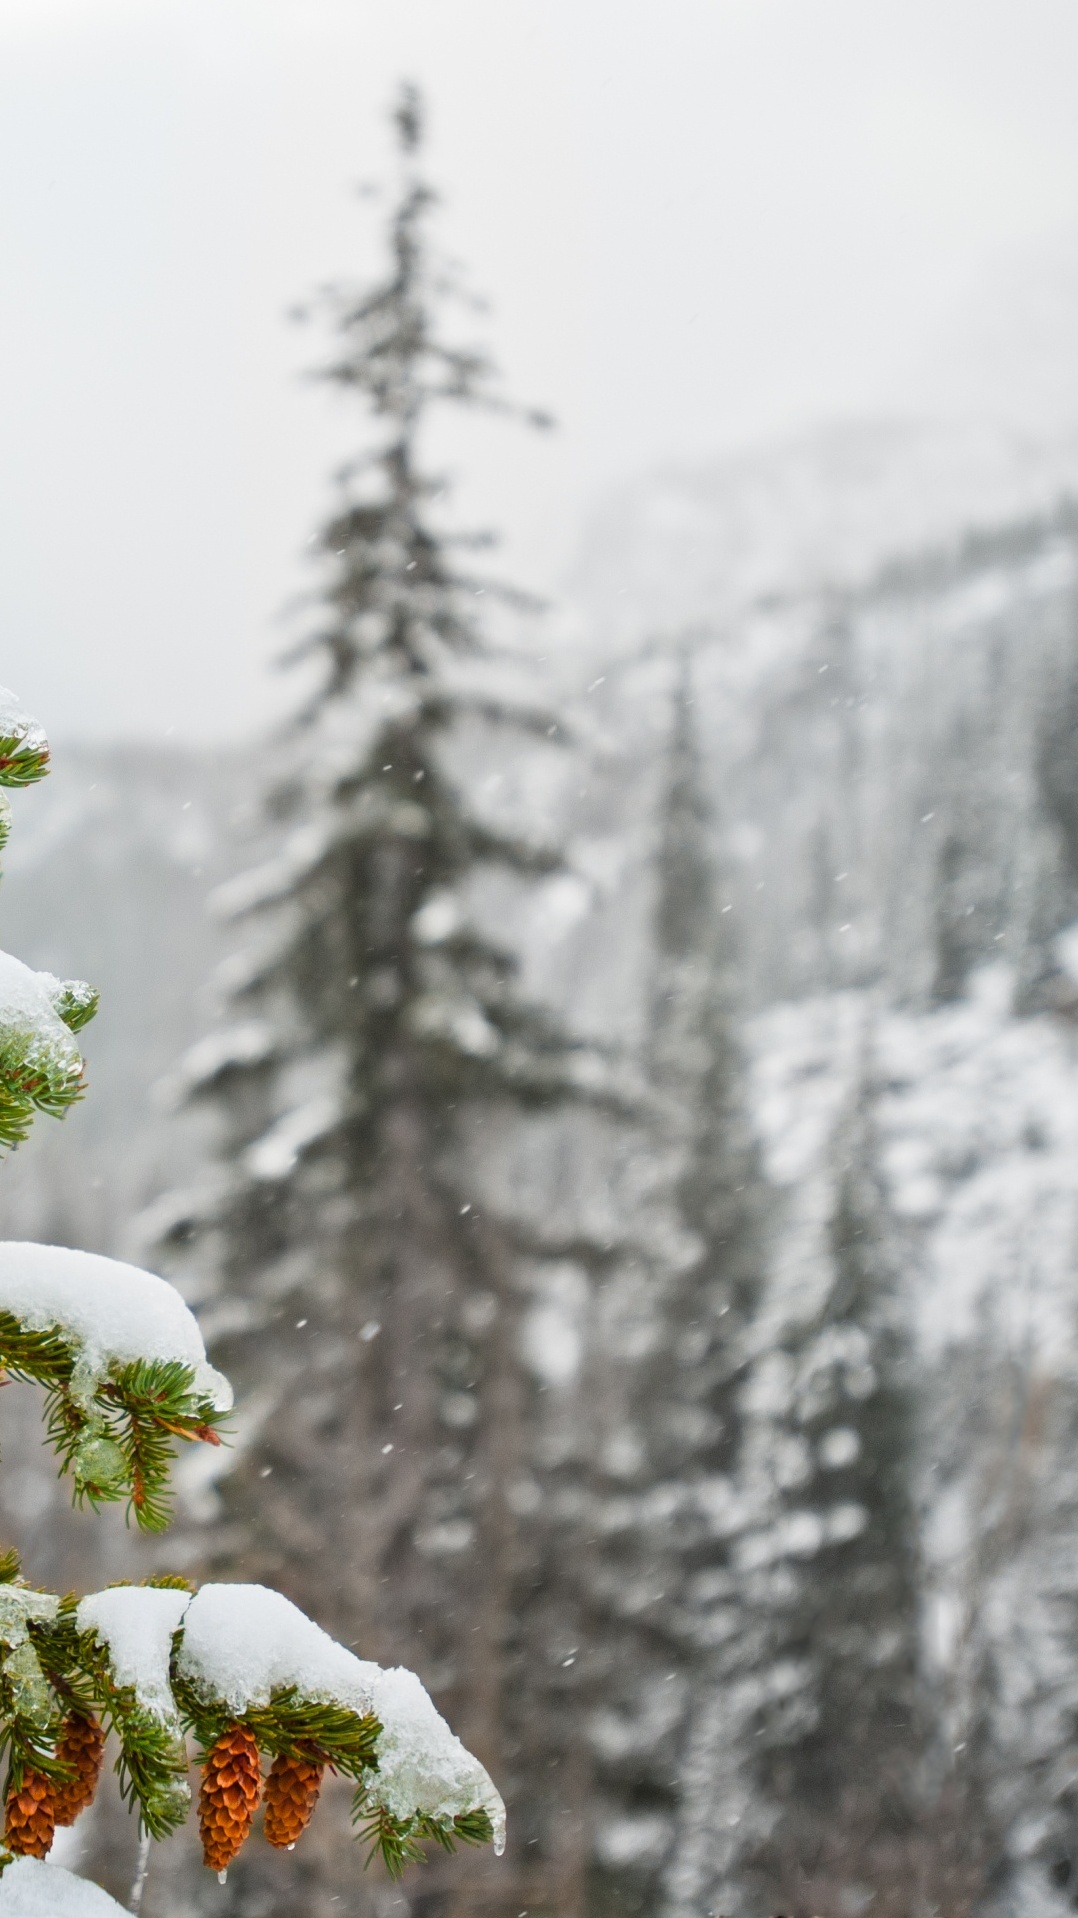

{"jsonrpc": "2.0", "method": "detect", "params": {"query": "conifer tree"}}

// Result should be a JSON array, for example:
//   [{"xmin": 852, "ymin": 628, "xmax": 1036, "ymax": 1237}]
[
  {"xmin": 732, "ymin": 1067, "xmax": 924, "ymax": 1918},
  {"xmin": 587, "ymin": 659, "xmax": 766, "ymax": 1918},
  {"xmin": 927, "ymin": 1337, "xmax": 1078, "ymax": 1916},
  {"xmin": 158, "ymin": 83, "xmax": 603, "ymax": 1916},
  {"xmin": 0, "ymin": 689, "xmax": 504, "ymax": 1918}
]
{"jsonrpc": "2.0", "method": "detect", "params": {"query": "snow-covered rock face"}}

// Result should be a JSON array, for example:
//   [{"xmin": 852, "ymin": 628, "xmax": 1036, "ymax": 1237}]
[{"xmin": 0, "ymin": 1242, "xmax": 232, "ymax": 1413}]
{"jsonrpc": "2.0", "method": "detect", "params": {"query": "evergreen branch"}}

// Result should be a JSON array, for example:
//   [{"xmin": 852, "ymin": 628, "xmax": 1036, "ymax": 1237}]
[
  {"xmin": 51, "ymin": 981, "xmax": 100, "ymax": 1034},
  {"xmin": 31, "ymin": 1599, "xmax": 98, "ymax": 1720},
  {"xmin": 0, "ymin": 729, "xmax": 49, "ymax": 789},
  {"xmin": 0, "ymin": 1040, "xmax": 86, "ymax": 1151},
  {"xmin": 0, "ymin": 1322, "xmax": 229, "ymax": 1532},
  {"xmin": 74, "ymin": 1630, "xmax": 192, "ymax": 1839},
  {"xmin": 432, "ymin": 691, "xmax": 570, "ymax": 739},
  {"xmin": 104, "ymin": 1358, "xmax": 231, "ymax": 1532},
  {"xmin": 450, "ymin": 1807, "xmax": 495, "ymax": 1848},
  {"xmin": 352, "ymin": 1801, "xmax": 428, "ymax": 1878},
  {"xmin": 464, "ymin": 819, "xmax": 562, "ymax": 875},
  {"xmin": 0, "ymin": 1592, "xmax": 70, "ymax": 1793},
  {"xmin": 0, "ymin": 1091, "xmax": 40, "ymax": 1153},
  {"xmin": 0, "ymin": 1315, "xmax": 80, "ymax": 1394},
  {"xmin": 176, "ymin": 1677, "xmax": 381, "ymax": 1784},
  {"xmin": 350, "ymin": 1799, "xmax": 494, "ymax": 1877}
]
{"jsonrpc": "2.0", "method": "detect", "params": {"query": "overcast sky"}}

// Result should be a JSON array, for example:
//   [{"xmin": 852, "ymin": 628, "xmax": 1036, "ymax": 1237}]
[{"xmin": 3, "ymin": 0, "xmax": 1078, "ymax": 741}]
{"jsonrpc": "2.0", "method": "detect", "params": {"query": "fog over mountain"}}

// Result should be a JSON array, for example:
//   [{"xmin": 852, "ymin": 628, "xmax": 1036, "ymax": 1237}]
[{"xmin": 908, "ymin": 232, "xmax": 1078, "ymax": 437}]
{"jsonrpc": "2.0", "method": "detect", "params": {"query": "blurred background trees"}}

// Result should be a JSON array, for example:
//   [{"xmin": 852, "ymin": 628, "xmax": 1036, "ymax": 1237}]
[{"xmin": 6, "ymin": 72, "xmax": 1078, "ymax": 1918}]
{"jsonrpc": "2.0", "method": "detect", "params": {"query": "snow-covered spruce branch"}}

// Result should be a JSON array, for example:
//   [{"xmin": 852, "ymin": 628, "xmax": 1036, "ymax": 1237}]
[
  {"xmin": 0, "ymin": 1562, "xmax": 502, "ymax": 1883},
  {"xmin": 0, "ymin": 1271, "xmax": 501, "ymax": 1889},
  {"xmin": 0, "ymin": 1245, "xmax": 230, "ymax": 1533},
  {"xmin": 0, "ymin": 953, "xmax": 98, "ymax": 1153},
  {"xmin": 0, "ymin": 691, "xmax": 50, "ymax": 792},
  {"xmin": 0, "ymin": 686, "xmax": 98, "ymax": 1152}
]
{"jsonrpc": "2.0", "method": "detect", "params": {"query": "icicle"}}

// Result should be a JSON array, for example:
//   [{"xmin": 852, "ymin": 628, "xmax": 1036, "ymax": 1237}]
[{"xmin": 129, "ymin": 1830, "xmax": 151, "ymax": 1913}]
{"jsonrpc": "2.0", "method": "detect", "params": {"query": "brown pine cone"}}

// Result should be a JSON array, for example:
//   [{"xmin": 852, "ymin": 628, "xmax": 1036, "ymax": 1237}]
[
  {"xmin": 52, "ymin": 1713, "xmax": 105, "ymax": 1827},
  {"xmin": 5, "ymin": 1770, "xmax": 57, "ymax": 1858},
  {"xmin": 198, "ymin": 1724, "xmax": 262, "ymax": 1872},
  {"xmin": 262, "ymin": 1752, "xmax": 325, "ymax": 1849}
]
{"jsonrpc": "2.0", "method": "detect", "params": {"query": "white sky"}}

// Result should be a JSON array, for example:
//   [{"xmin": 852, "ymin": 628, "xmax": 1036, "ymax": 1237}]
[{"xmin": 3, "ymin": 0, "xmax": 1078, "ymax": 740}]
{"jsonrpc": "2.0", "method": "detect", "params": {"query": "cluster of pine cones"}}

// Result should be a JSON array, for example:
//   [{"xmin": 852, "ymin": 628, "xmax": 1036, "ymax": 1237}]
[
  {"xmin": 4, "ymin": 1713, "xmax": 105, "ymax": 1859},
  {"xmin": 198, "ymin": 1724, "xmax": 325, "ymax": 1870},
  {"xmin": 3, "ymin": 1714, "xmax": 324, "ymax": 1873}
]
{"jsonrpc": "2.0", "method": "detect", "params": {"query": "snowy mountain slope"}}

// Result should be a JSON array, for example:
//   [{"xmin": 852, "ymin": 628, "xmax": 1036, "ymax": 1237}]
[
  {"xmin": 743, "ymin": 964, "xmax": 1078, "ymax": 1914},
  {"xmin": 543, "ymin": 432, "xmax": 1078, "ymax": 1028},
  {"xmin": 565, "ymin": 416, "xmax": 1078, "ymax": 658},
  {"xmin": 3, "ymin": 413, "xmax": 1078, "ymax": 1913},
  {"xmin": 747, "ymin": 964, "xmax": 1078, "ymax": 1374}
]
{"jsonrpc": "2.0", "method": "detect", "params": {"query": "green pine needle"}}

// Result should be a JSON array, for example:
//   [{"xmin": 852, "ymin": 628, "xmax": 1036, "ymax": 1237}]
[
  {"xmin": 0, "ymin": 730, "xmax": 49, "ymax": 789},
  {"xmin": 51, "ymin": 981, "xmax": 100, "ymax": 1035},
  {"xmin": 350, "ymin": 1798, "xmax": 493, "ymax": 1877},
  {"xmin": 353, "ymin": 1802, "xmax": 428, "ymax": 1878},
  {"xmin": 180, "ymin": 1683, "xmax": 380, "ymax": 1783}
]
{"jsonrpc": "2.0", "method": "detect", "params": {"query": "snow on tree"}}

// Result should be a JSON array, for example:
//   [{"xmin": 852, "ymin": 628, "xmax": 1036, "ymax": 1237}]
[
  {"xmin": 725, "ymin": 1043, "xmax": 924, "ymax": 1918},
  {"xmin": 153, "ymin": 83, "xmax": 607, "ymax": 1915},
  {"xmin": 0, "ymin": 692, "xmax": 503, "ymax": 1915},
  {"xmin": 584, "ymin": 658, "xmax": 768, "ymax": 1916},
  {"xmin": 914, "ymin": 1316, "xmax": 1078, "ymax": 1916},
  {"xmin": 974, "ymin": 1359, "xmax": 1078, "ymax": 1917}
]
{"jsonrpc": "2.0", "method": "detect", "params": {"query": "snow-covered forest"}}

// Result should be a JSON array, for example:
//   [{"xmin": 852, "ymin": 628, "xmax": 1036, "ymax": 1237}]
[
  {"xmin": 8, "ymin": 377, "xmax": 1078, "ymax": 1918},
  {"xmin": 6, "ymin": 11, "xmax": 1078, "ymax": 1918}
]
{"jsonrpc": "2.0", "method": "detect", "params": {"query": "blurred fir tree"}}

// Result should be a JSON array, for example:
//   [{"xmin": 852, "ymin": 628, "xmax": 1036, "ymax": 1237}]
[
  {"xmin": 586, "ymin": 658, "xmax": 767, "ymax": 1918},
  {"xmin": 159, "ymin": 83, "xmax": 606, "ymax": 1918},
  {"xmin": 929, "ymin": 1336, "xmax": 1078, "ymax": 1918},
  {"xmin": 731, "ymin": 1068, "xmax": 925, "ymax": 1918}
]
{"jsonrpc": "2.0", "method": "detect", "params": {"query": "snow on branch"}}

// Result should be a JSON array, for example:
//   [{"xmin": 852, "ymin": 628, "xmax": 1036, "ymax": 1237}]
[
  {"xmin": 176, "ymin": 1586, "xmax": 504, "ymax": 1852},
  {"xmin": 0, "ymin": 699, "xmax": 98, "ymax": 1149},
  {"xmin": 0, "ymin": 1244, "xmax": 232, "ymax": 1531},
  {"xmin": 0, "ymin": 956, "xmax": 99, "ymax": 1151},
  {"xmin": 69, "ymin": 1581, "xmax": 504, "ymax": 1872}
]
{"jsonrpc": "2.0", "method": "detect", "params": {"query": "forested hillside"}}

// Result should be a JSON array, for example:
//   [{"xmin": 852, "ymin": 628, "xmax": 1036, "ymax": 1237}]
[{"xmin": 4, "ymin": 418, "xmax": 1078, "ymax": 1916}]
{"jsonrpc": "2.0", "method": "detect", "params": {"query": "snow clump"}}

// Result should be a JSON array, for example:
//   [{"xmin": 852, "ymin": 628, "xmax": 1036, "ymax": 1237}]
[
  {"xmin": 176, "ymin": 1583, "xmax": 379, "ymax": 1717},
  {"xmin": 0, "ymin": 1859, "xmax": 127, "ymax": 1916},
  {"xmin": 0, "ymin": 1243, "xmax": 232, "ymax": 1412},
  {"xmin": 76, "ymin": 1586, "xmax": 192, "ymax": 1725},
  {"xmin": 176, "ymin": 1585, "xmax": 505, "ymax": 1848}
]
